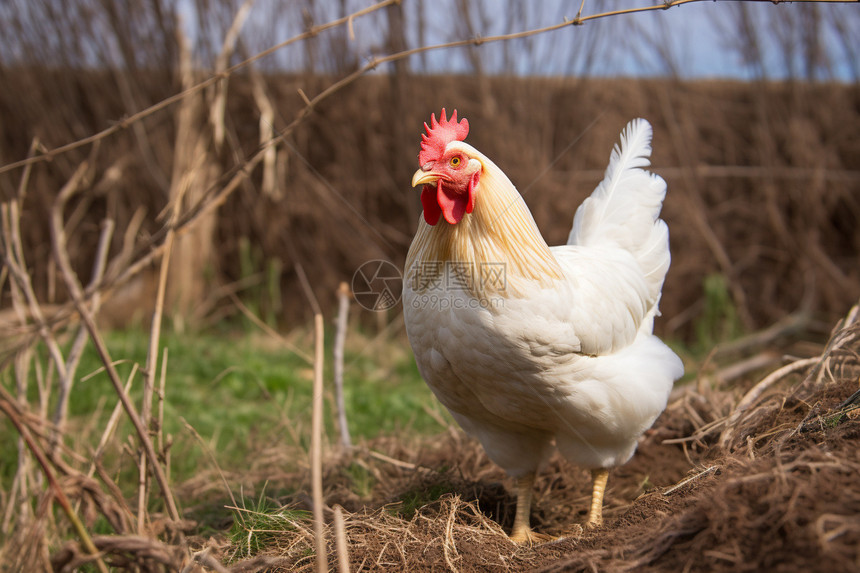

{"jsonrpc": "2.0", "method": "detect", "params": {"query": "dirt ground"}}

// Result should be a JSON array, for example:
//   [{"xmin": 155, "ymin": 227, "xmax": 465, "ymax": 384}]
[{"xmin": 146, "ymin": 305, "xmax": 860, "ymax": 573}]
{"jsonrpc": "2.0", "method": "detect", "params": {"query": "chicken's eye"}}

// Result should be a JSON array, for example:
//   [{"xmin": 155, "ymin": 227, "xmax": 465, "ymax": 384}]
[{"xmin": 450, "ymin": 156, "xmax": 462, "ymax": 168}]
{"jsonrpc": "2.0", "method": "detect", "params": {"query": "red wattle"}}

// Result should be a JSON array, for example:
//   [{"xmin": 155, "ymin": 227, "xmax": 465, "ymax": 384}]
[
  {"xmin": 437, "ymin": 180, "xmax": 469, "ymax": 225},
  {"xmin": 421, "ymin": 185, "xmax": 441, "ymax": 225},
  {"xmin": 422, "ymin": 178, "xmax": 477, "ymax": 226}
]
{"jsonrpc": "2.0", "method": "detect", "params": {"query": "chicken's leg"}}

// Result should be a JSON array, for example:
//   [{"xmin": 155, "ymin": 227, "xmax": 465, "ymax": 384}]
[
  {"xmin": 586, "ymin": 467, "xmax": 609, "ymax": 528},
  {"xmin": 510, "ymin": 472, "xmax": 539, "ymax": 544}
]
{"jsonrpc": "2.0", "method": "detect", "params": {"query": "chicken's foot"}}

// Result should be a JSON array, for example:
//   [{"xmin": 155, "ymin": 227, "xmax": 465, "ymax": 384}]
[
  {"xmin": 509, "ymin": 472, "xmax": 549, "ymax": 544},
  {"xmin": 586, "ymin": 467, "xmax": 609, "ymax": 528}
]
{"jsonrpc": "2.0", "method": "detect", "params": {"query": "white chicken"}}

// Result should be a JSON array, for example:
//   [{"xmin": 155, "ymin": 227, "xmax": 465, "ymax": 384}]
[{"xmin": 402, "ymin": 110, "xmax": 684, "ymax": 543}]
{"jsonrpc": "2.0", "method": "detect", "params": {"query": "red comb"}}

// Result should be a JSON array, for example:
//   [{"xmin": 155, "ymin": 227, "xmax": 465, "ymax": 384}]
[{"xmin": 419, "ymin": 109, "xmax": 469, "ymax": 166}]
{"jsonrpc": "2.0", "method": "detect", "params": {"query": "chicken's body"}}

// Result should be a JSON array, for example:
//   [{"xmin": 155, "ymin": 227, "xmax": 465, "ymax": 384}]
[{"xmin": 403, "ymin": 111, "xmax": 683, "ymax": 542}]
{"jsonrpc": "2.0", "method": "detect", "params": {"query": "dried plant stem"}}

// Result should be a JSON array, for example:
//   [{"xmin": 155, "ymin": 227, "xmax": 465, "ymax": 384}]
[
  {"xmin": 2, "ymin": 190, "xmax": 77, "ymax": 530},
  {"xmin": 88, "ymin": 366, "xmax": 138, "ymax": 477},
  {"xmin": 250, "ymin": 64, "xmax": 280, "ymax": 199},
  {"xmin": 210, "ymin": 0, "xmax": 253, "ymax": 150},
  {"xmin": 312, "ymin": 311, "xmax": 327, "ymax": 573},
  {"xmin": 334, "ymin": 282, "xmax": 352, "ymax": 449},
  {"xmin": 50, "ymin": 162, "xmax": 181, "ymax": 523},
  {"xmin": 294, "ymin": 261, "xmax": 328, "ymax": 573},
  {"xmin": 720, "ymin": 357, "xmax": 823, "ymax": 449},
  {"xmin": 2, "ymin": 201, "xmax": 70, "ymax": 390},
  {"xmin": 14, "ymin": 137, "xmax": 40, "ymax": 203},
  {"xmin": 717, "ymin": 300, "xmax": 860, "ymax": 450},
  {"xmin": 144, "ymin": 226, "xmax": 173, "ymax": 427},
  {"xmin": 0, "ymin": 204, "xmax": 33, "ymax": 532},
  {"xmin": 0, "ymin": 398, "xmax": 110, "ymax": 573},
  {"xmin": 138, "ymin": 213, "xmax": 176, "ymax": 531},
  {"xmin": 442, "ymin": 496, "xmax": 460, "ymax": 572},
  {"xmin": 662, "ymin": 465, "xmax": 718, "ymax": 496},
  {"xmin": 52, "ymin": 219, "xmax": 114, "ymax": 444},
  {"xmin": 158, "ymin": 347, "xmax": 168, "ymax": 454},
  {"xmin": 334, "ymin": 505, "xmax": 351, "ymax": 573},
  {"xmin": 70, "ymin": 264, "xmax": 181, "ymax": 520},
  {"xmin": 138, "ymin": 38, "xmax": 197, "ymax": 514},
  {"xmin": 137, "ymin": 452, "xmax": 148, "ymax": 533}
]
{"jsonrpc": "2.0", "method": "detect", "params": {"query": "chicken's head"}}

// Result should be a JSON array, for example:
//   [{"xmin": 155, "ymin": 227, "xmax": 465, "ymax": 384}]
[{"xmin": 412, "ymin": 109, "xmax": 481, "ymax": 226}]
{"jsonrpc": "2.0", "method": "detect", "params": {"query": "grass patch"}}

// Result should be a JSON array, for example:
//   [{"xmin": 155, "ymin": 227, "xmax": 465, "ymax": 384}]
[
  {"xmin": 390, "ymin": 481, "xmax": 453, "ymax": 519},
  {"xmin": 693, "ymin": 273, "xmax": 743, "ymax": 354},
  {"xmin": 228, "ymin": 485, "xmax": 312, "ymax": 559},
  {"xmin": 343, "ymin": 461, "xmax": 376, "ymax": 500},
  {"xmin": 0, "ymin": 323, "xmax": 440, "ymax": 495}
]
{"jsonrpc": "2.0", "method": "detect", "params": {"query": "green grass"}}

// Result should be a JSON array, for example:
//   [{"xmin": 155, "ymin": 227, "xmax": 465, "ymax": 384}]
[
  {"xmin": 227, "ymin": 484, "xmax": 312, "ymax": 559},
  {"xmin": 390, "ymin": 481, "xmax": 453, "ymax": 518},
  {"xmin": 662, "ymin": 272, "xmax": 747, "ymax": 384},
  {"xmin": 693, "ymin": 273, "xmax": 743, "ymax": 355},
  {"xmin": 343, "ymin": 461, "xmax": 376, "ymax": 499},
  {"xmin": 0, "ymin": 324, "xmax": 441, "ymax": 494}
]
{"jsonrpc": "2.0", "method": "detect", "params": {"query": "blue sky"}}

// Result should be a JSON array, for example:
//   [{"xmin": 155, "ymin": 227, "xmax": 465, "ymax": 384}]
[
  {"xmin": 388, "ymin": 0, "xmax": 859, "ymax": 80},
  {"xmin": 6, "ymin": 0, "xmax": 855, "ymax": 81},
  {"xmin": 270, "ymin": 0, "xmax": 859, "ymax": 80}
]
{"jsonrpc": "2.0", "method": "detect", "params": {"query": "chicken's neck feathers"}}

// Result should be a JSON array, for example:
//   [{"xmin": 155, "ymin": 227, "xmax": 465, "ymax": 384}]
[{"xmin": 407, "ymin": 147, "xmax": 563, "ymax": 299}]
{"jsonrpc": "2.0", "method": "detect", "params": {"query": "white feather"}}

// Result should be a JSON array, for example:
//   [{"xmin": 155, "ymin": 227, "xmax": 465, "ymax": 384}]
[{"xmin": 568, "ymin": 119, "xmax": 670, "ymax": 301}]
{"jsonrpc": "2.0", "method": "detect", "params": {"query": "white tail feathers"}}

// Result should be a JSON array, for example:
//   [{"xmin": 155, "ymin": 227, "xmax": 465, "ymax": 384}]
[{"xmin": 567, "ymin": 118, "xmax": 671, "ymax": 301}]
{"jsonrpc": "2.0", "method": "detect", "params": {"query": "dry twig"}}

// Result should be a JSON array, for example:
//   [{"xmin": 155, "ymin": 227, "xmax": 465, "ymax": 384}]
[
  {"xmin": 0, "ymin": 398, "xmax": 109, "ymax": 573},
  {"xmin": 334, "ymin": 282, "xmax": 352, "ymax": 449},
  {"xmin": 334, "ymin": 505, "xmax": 351, "ymax": 573},
  {"xmin": 294, "ymin": 262, "xmax": 328, "ymax": 573},
  {"xmin": 50, "ymin": 162, "xmax": 181, "ymax": 523}
]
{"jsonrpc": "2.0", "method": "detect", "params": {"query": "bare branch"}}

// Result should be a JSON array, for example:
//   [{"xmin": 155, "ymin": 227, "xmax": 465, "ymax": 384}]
[
  {"xmin": 311, "ymin": 312, "xmax": 327, "ymax": 573},
  {"xmin": 52, "ymin": 219, "xmax": 114, "ymax": 441},
  {"xmin": 49, "ymin": 163, "xmax": 181, "ymax": 523},
  {"xmin": 333, "ymin": 282, "xmax": 352, "ymax": 450},
  {"xmin": 2, "ymin": 0, "xmax": 853, "ymax": 178},
  {"xmin": 0, "ymin": 0, "xmax": 399, "ymax": 175},
  {"xmin": 0, "ymin": 397, "xmax": 109, "ymax": 573}
]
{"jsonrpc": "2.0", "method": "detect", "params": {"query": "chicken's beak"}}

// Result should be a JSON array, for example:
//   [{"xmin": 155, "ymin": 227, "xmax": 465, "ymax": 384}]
[{"xmin": 412, "ymin": 169, "xmax": 442, "ymax": 187}]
